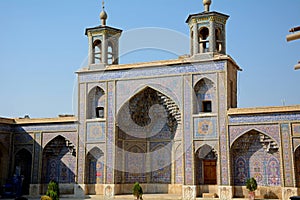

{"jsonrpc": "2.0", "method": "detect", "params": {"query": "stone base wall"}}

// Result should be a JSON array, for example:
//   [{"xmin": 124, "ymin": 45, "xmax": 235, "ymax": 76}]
[
  {"xmin": 182, "ymin": 185, "xmax": 196, "ymax": 200},
  {"xmin": 196, "ymin": 185, "xmax": 218, "ymax": 197},
  {"xmin": 219, "ymin": 186, "xmax": 232, "ymax": 200},
  {"xmin": 85, "ymin": 184, "xmax": 104, "ymax": 195},
  {"xmin": 282, "ymin": 187, "xmax": 298, "ymax": 200},
  {"xmin": 233, "ymin": 186, "xmax": 282, "ymax": 199},
  {"xmin": 113, "ymin": 184, "xmax": 182, "ymax": 195},
  {"xmin": 29, "ymin": 184, "xmax": 41, "ymax": 197}
]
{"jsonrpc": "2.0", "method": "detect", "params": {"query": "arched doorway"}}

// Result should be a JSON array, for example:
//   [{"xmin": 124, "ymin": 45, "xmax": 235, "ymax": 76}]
[
  {"xmin": 195, "ymin": 145, "xmax": 217, "ymax": 196},
  {"xmin": 14, "ymin": 148, "xmax": 32, "ymax": 195},
  {"xmin": 42, "ymin": 135, "xmax": 76, "ymax": 190},
  {"xmin": 85, "ymin": 147, "xmax": 104, "ymax": 184},
  {"xmin": 115, "ymin": 87, "xmax": 180, "ymax": 192},
  {"xmin": 231, "ymin": 130, "xmax": 280, "ymax": 198},
  {"xmin": 294, "ymin": 146, "xmax": 300, "ymax": 187}
]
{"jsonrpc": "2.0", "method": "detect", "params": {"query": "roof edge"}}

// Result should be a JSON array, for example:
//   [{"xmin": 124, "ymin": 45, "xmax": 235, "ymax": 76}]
[
  {"xmin": 228, "ymin": 105, "xmax": 300, "ymax": 116},
  {"xmin": 13, "ymin": 116, "xmax": 77, "ymax": 125}
]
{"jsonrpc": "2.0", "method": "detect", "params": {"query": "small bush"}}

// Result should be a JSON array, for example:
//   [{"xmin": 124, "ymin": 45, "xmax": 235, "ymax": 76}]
[
  {"xmin": 132, "ymin": 182, "xmax": 143, "ymax": 200},
  {"xmin": 46, "ymin": 180, "xmax": 59, "ymax": 200},
  {"xmin": 40, "ymin": 196, "xmax": 52, "ymax": 200},
  {"xmin": 246, "ymin": 177, "xmax": 257, "ymax": 192}
]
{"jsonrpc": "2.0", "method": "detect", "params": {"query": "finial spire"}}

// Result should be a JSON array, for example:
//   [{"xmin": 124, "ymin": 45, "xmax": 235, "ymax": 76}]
[
  {"xmin": 100, "ymin": 0, "xmax": 108, "ymax": 26},
  {"xmin": 203, "ymin": 0, "xmax": 212, "ymax": 12}
]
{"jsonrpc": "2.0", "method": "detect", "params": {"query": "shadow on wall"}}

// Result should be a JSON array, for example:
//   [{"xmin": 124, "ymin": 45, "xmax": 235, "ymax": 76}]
[{"xmin": 1, "ymin": 124, "xmax": 78, "ymax": 197}]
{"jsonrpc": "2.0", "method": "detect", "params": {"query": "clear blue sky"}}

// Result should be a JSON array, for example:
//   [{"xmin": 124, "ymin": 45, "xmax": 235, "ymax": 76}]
[{"xmin": 0, "ymin": 0, "xmax": 299, "ymax": 118}]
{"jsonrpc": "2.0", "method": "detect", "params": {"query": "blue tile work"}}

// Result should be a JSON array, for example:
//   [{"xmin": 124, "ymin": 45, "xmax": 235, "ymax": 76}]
[
  {"xmin": 293, "ymin": 123, "xmax": 300, "ymax": 135},
  {"xmin": 218, "ymin": 73, "xmax": 229, "ymax": 185},
  {"xmin": 183, "ymin": 75, "xmax": 193, "ymax": 185},
  {"xmin": 193, "ymin": 73, "xmax": 217, "ymax": 88},
  {"xmin": 85, "ymin": 147, "xmax": 105, "ymax": 184},
  {"xmin": 42, "ymin": 132, "xmax": 77, "ymax": 148},
  {"xmin": 124, "ymin": 141, "xmax": 147, "ymax": 183},
  {"xmin": 14, "ymin": 133, "xmax": 34, "ymax": 144},
  {"xmin": 116, "ymin": 76, "xmax": 183, "ymax": 112},
  {"xmin": 79, "ymin": 61, "xmax": 226, "ymax": 83},
  {"xmin": 229, "ymin": 113, "xmax": 300, "ymax": 124},
  {"xmin": 229, "ymin": 124, "xmax": 280, "ymax": 147},
  {"xmin": 77, "ymin": 83, "xmax": 86, "ymax": 184},
  {"xmin": 174, "ymin": 143, "xmax": 183, "ymax": 184},
  {"xmin": 150, "ymin": 142, "xmax": 171, "ymax": 183},
  {"xmin": 13, "ymin": 124, "xmax": 77, "ymax": 133},
  {"xmin": 106, "ymin": 81, "xmax": 115, "ymax": 184},
  {"xmin": 194, "ymin": 117, "xmax": 217, "ymax": 139},
  {"xmin": 281, "ymin": 123, "xmax": 294, "ymax": 186},
  {"xmin": 232, "ymin": 134, "xmax": 281, "ymax": 186},
  {"xmin": 87, "ymin": 122, "xmax": 106, "ymax": 142},
  {"xmin": 0, "ymin": 124, "xmax": 12, "ymax": 132},
  {"xmin": 294, "ymin": 138, "xmax": 300, "ymax": 150}
]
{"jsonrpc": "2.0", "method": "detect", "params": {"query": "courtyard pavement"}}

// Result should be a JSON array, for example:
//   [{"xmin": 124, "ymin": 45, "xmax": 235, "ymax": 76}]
[{"xmin": 0, "ymin": 195, "xmax": 278, "ymax": 200}]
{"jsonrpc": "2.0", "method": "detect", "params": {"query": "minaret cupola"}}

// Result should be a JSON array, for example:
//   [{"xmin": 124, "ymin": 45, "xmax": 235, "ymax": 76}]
[
  {"xmin": 85, "ymin": 1, "xmax": 122, "ymax": 69},
  {"xmin": 186, "ymin": 0, "xmax": 229, "ymax": 58}
]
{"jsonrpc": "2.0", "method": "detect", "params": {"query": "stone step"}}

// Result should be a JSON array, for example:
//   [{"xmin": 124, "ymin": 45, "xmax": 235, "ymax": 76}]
[{"xmin": 114, "ymin": 194, "xmax": 182, "ymax": 199}]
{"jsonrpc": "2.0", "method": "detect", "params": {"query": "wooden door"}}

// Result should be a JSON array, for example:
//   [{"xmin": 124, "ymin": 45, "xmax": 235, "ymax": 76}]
[{"xmin": 203, "ymin": 160, "xmax": 217, "ymax": 184}]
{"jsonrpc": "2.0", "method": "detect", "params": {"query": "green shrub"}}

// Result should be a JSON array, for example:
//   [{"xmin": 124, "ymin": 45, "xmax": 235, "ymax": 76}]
[
  {"xmin": 46, "ymin": 180, "xmax": 59, "ymax": 200},
  {"xmin": 132, "ymin": 182, "xmax": 143, "ymax": 200},
  {"xmin": 246, "ymin": 177, "xmax": 257, "ymax": 192},
  {"xmin": 40, "ymin": 195, "xmax": 52, "ymax": 200}
]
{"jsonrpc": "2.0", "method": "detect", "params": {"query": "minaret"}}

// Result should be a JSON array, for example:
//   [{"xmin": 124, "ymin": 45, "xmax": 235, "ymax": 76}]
[
  {"xmin": 186, "ymin": 0, "xmax": 229, "ymax": 58},
  {"xmin": 85, "ymin": 1, "xmax": 122, "ymax": 69}
]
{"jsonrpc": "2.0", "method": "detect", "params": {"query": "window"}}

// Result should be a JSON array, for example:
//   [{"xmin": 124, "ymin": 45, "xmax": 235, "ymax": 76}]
[
  {"xmin": 96, "ymin": 107, "xmax": 104, "ymax": 118},
  {"xmin": 199, "ymin": 27, "xmax": 209, "ymax": 53},
  {"xmin": 202, "ymin": 101, "xmax": 212, "ymax": 112},
  {"xmin": 215, "ymin": 28, "xmax": 223, "ymax": 52},
  {"xmin": 87, "ymin": 87, "xmax": 105, "ymax": 119},
  {"xmin": 194, "ymin": 78, "xmax": 215, "ymax": 114},
  {"xmin": 93, "ymin": 40, "xmax": 102, "ymax": 64},
  {"xmin": 108, "ymin": 41, "xmax": 115, "ymax": 65}
]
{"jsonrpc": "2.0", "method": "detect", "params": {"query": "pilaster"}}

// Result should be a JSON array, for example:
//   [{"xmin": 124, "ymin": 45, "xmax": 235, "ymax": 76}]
[
  {"xmin": 106, "ymin": 81, "xmax": 116, "ymax": 184},
  {"xmin": 192, "ymin": 24, "xmax": 199, "ymax": 55},
  {"xmin": 219, "ymin": 186, "xmax": 233, "ymax": 200},
  {"xmin": 182, "ymin": 185, "xmax": 196, "ymax": 200},
  {"xmin": 209, "ymin": 19, "xmax": 216, "ymax": 52},
  {"xmin": 282, "ymin": 187, "xmax": 298, "ymax": 200}
]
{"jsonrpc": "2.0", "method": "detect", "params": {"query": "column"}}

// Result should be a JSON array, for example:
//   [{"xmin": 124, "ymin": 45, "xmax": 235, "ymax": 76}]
[
  {"xmin": 209, "ymin": 18, "xmax": 216, "ymax": 52},
  {"xmin": 88, "ymin": 33, "xmax": 94, "ymax": 65},
  {"xmin": 193, "ymin": 24, "xmax": 199, "ymax": 55}
]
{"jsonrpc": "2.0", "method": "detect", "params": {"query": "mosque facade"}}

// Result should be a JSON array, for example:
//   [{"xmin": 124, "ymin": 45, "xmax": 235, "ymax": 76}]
[{"xmin": 1, "ymin": 1, "xmax": 300, "ymax": 199}]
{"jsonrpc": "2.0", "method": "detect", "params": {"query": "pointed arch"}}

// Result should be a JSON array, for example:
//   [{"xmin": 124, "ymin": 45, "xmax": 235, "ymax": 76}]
[
  {"xmin": 294, "ymin": 146, "xmax": 300, "ymax": 187},
  {"xmin": 194, "ymin": 78, "xmax": 215, "ymax": 114},
  {"xmin": 85, "ymin": 147, "xmax": 104, "ymax": 184},
  {"xmin": 230, "ymin": 128, "xmax": 279, "ymax": 151},
  {"xmin": 87, "ymin": 86, "xmax": 106, "ymax": 119},
  {"xmin": 231, "ymin": 130, "xmax": 281, "ymax": 187},
  {"xmin": 42, "ymin": 135, "xmax": 76, "ymax": 184},
  {"xmin": 118, "ymin": 84, "xmax": 181, "ymax": 113},
  {"xmin": 14, "ymin": 148, "xmax": 32, "ymax": 195},
  {"xmin": 116, "ymin": 86, "xmax": 179, "ymax": 185},
  {"xmin": 195, "ymin": 144, "xmax": 217, "ymax": 185},
  {"xmin": 117, "ymin": 86, "xmax": 180, "ymax": 137}
]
